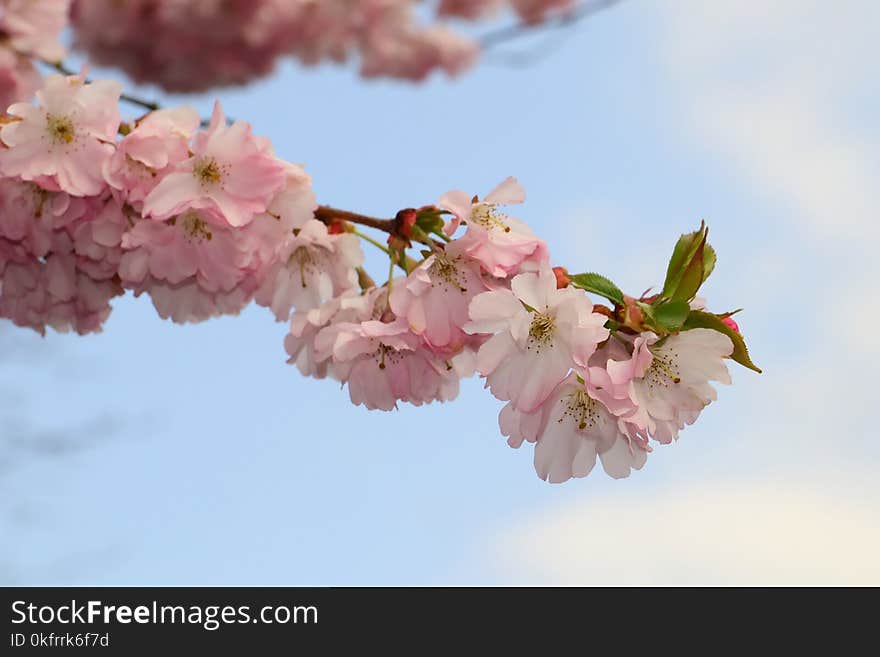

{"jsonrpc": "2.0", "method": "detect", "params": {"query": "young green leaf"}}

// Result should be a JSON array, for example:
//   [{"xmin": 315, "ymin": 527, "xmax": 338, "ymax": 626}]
[
  {"xmin": 683, "ymin": 310, "xmax": 762, "ymax": 373},
  {"xmin": 675, "ymin": 237, "xmax": 707, "ymax": 301},
  {"xmin": 569, "ymin": 272, "xmax": 625, "ymax": 305},
  {"xmin": 663, "ymin": 221, "xmax": 704, "ymax": 295},
  {"xmin": 702, "ymin": 242, "xmax": 717, "ymax": 282},
  {"xmin": 650, "ymin": 299, "xmax": 691, "ymax": 332},
  {"xmin": 662, "ymin": 221, "xmax": 715, "ymax": 301}
]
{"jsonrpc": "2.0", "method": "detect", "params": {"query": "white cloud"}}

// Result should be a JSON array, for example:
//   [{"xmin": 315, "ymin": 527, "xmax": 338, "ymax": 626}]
[
  {"xmin": 661, "ymin": 0, "xmax": 880, "ymax": 245},
  {"xmin": 494, "ymin": 479, "xmax": 880, "ymax": 585},
  {"xmin": 488, "ymin": 1, "xmax": 880, "ymax": 585}
]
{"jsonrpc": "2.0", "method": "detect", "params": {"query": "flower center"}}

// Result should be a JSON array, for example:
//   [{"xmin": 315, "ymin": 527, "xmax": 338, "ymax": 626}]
[
  {"xmin": 644, "ymin": 351, "xmax": 682, "ymax": 387},
  {"xmin": 560, "ymin": 389, "xmax": 600, "ymax": 431},
  {"xmin": 46, "ymin": 114, "xmax": 75, "ymax": 145},
  {"xmin": 528, "ymin": 311, "xmax": 556, "ymax": 353},
  {"xmin": 428, "ymin": 253, "xmax": 467, "ymax": 293},
  {"xmin": 470, "ymin": 203, "xmax": 511, "ymax": 232},
  {"xmin": 374, "ymin": 343, "xmax": 403, "ymax": 370},
  {"xmin": 177, "ymin": 212, "xmax": 213, "ymax": 242},
  {"xmin": 193, "ymin": 157, "xmax": 226, "ymax": 187}
]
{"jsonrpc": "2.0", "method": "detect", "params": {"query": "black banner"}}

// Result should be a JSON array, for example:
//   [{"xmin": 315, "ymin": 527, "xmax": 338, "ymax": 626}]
[{"xmin": 0, "ymin": 586, "xmax": 864, "ymax": 651}]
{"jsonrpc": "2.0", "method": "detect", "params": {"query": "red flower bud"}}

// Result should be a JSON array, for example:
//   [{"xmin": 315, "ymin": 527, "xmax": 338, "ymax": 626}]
[
  {"xmin": 395, "ymin": 208, "xmax": 418, "ymax": 239},
  {"xmin": 722, "ymin": 316, "xmax": 740, "ymax": 333}
]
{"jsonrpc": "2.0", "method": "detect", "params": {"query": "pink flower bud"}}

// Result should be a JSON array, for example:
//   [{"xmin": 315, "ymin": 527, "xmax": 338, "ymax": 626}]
[{"xmin": 722, "ymin": 316, "xmax": 740, "ymax": 333}]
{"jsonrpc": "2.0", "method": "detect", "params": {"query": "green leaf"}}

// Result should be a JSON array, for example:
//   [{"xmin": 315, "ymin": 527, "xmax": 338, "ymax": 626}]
[
  {"xmin": 702, "ymin": 243, "xmax": 717, "ymax": 282},
  {"xmin": 650, "ymin": 299, "xmax": 691, "ymax": 331},
  {"xmin": 662, "ymin": 221, "xmax": 715, "ymax": 301},
  {"xmin": 570, "ymin": 273, "xmax": 625, "ymax": 305},
  {"xmin": 662, "ymin": 221, "xmax": 704, "ymax": 296},
  {"xmin": 683, "ymin": 310, "xmax": 762, "ymax": 373}
]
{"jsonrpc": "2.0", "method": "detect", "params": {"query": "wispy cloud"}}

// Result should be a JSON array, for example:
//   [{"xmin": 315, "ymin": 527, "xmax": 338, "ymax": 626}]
[{"xmin": 660, "ymin": 0, "xmax": 879, "ymax": 247}]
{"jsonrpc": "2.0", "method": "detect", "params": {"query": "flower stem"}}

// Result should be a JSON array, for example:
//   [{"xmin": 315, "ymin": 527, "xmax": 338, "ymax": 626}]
[{"xmin": 352, "ymin": 229, "xmax": 390, "ymax": 255}]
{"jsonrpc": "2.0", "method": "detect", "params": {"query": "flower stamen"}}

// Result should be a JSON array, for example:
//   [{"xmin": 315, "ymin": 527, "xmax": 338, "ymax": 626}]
[
  {"xmin": 193, "ymin": 157, "xmax": 225, "ymax": 187},
  {"xmin": 428, "ymin": 253, "xmax": 467, "ymax": 293},
  {"xmin": 470, "ymin": 204, "xmax": 512, "ymax": 233},
  {"xmin": 46, "ymin": 114, "xmax": 75, "ymax": 145}
]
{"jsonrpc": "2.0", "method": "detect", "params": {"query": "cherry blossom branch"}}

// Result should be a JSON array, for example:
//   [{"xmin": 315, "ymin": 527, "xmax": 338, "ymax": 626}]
[{"xmin": 0, "ymin": 28, "xmax": 761, "ymax": 485}]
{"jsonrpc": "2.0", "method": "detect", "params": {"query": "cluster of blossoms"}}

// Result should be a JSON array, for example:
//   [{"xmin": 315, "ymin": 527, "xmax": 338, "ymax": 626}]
[
  {"xmin": 0, "ymin": 70, "xmax": 327, "ymax": 329},
  {"xmin": 0, "ymin": 5, "xmax": 759, "ymax": 484},
  {"xmin": 69, "ymin": 0, "xmax": 583, "ymax": 91}
]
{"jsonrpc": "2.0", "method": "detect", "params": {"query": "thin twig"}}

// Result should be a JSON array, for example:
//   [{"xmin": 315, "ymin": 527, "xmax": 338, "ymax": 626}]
[
  {"xmin": 42, "ymin": 60, "xmax": 161, "ymax": 112},
  {"xmin": 480, "ymin": 0, "xmax": 623, "ymax": 50}
]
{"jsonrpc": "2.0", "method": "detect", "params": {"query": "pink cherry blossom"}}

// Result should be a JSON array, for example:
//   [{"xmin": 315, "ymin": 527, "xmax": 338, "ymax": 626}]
[
  {"xmin": 500, "ymin": 373, "xmax": 648, "ymax": 483},
  {"xmin": 285, "ymin": 289, "xmax": 385, "ymax": 380},
  {"xmin": 438, "ymin": 177, "xmax": 548, "ymax": 277},
  {"xmin": 104, "ymin": 107, "xmax": 201, "ymax": 207},
  {"xmin": 317, "ymin": 315, "xmax": 467, "ymax": 411},
  {"xmin": 465, "ymin": 267, "xmax": 609, "ymax": 413},
  {"xmin": 143, "ymin": 102, "xmax": 286, "ymax": 228},
  {"xmin": 606, "ymin": 329, "xmax": 734, "ymax": 444},
  {"xmin": 0, "ymin": 73, "xmax": 121, "ymax": 197},
  {"xmin": 389, "ymin": 239, "xmax": 490, "ymax": 352},
  {"xmin": 255, "ymin": 219, "xmax": 363, "ymax": 320},
  {"xmin": 119, "ymin": 209, "xmax": 249, "ymax": 293}
]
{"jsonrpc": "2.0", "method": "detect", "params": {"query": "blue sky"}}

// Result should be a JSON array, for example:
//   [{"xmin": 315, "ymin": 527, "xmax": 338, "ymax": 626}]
[{"xmin": 3, "ymin": 0, "xmax": 878, "ymax": 585}]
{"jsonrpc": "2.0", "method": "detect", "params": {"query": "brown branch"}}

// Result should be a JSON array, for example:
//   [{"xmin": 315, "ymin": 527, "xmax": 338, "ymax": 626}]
[{"xmin": 314, "ymin": 206, "xmax": 398, "ymax": 233}]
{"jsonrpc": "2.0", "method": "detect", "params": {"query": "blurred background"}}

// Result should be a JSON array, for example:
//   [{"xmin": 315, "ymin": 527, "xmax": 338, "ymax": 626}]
[{"xmin": 2, "ymin": 0, "xmax": 878, "ymax": 585}]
